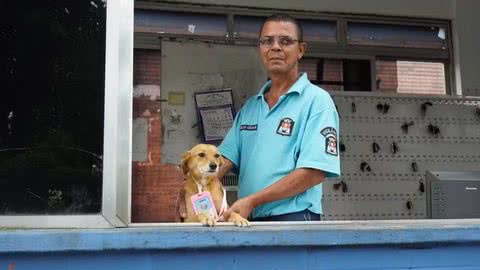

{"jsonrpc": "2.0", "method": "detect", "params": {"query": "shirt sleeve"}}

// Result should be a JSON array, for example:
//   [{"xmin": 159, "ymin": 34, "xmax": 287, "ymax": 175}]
[
  {"xmin": 296, "ymin": 103, "xmax": 341, "ymax": 178},
  {"xmin": 218, "ymin": 110, "xmax": 241, "ymax": 168}
]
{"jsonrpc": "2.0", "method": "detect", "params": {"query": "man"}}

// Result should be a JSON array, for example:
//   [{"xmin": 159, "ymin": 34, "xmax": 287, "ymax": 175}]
[{"xmin": 217, "ymin": 14, "xmax": 341, "ymax": 221}]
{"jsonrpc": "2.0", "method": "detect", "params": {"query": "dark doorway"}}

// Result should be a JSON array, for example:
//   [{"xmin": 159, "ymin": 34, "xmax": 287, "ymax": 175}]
[{"xmin": 343, "ymin": 59, "xmax": 372, "ymax": 92}]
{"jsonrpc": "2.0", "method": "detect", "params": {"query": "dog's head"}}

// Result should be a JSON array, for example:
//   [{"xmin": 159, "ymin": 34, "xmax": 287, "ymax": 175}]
[{"xmin": 181, "ymin": 144, "xmax": 224, "ymax": 182}]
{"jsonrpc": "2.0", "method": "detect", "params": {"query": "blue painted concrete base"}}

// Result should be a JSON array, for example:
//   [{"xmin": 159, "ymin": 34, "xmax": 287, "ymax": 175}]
[
  {"xmin": 2, "ymin": 221, "xmax": 480, "ymax": 269},
  {"xmin": 2, "ymin": 245, "xmax": 480, "ymax": 270}
]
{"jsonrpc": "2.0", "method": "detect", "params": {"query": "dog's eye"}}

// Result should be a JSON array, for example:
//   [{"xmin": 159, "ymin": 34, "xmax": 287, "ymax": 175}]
[
  {"xmin": 198, "ymin": 153, "xmax": 205, "ymax": 157},
  {"xmin": 214, "ymin": 154, "xmax": 220, "ymax": 158}
]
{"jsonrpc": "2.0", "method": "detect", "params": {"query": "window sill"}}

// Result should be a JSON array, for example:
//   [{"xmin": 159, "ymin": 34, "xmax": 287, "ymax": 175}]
[{"xmin": 2, "ymin": 219, "xmax": 480, "ymax": 253}]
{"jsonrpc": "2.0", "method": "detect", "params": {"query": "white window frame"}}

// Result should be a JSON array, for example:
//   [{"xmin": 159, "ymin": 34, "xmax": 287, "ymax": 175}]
[{"xmin": 0, "ymin": 0, "xmax": 134, "ymax": 228}]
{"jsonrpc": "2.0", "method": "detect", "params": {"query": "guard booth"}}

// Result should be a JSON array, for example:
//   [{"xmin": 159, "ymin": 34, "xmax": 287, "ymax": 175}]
[{"xmin": 1, "ymin": 0, "xmax": 480, "ymax": 269}]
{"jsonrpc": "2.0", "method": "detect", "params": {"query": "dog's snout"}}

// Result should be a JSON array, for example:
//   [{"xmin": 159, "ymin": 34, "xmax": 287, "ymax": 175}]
[{"xmin": 209, "ymin": 163, "xmax": 217, "ymax": 170}]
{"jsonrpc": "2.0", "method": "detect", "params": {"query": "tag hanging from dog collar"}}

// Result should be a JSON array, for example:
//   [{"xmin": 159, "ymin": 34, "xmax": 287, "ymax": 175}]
[
  {"xmin": 193, "ymin": 182, "xmax": 228, "ymax": 221},
  {"xmin": 191, "ymin": 191, "xmax": 218, "ymax": 220}
]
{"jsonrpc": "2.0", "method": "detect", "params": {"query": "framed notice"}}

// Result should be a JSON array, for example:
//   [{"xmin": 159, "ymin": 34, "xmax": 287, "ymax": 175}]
[{"xmin": 194, "ymin": 89, "xmax": 235, "ymax": 144}]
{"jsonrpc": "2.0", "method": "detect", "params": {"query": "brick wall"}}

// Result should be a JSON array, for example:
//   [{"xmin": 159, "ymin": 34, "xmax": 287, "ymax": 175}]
[
  {"xmin": 323, "ymin": 59, "xmax": 343, "ymax": 82},
  {"xmin": 133, "ymin": 49, "xmax": 161, "ymax": 85},
  {"xmin": 376, "ymin": 60, "xmax": 399, "ymax": 93},
  {"xmin": 321, "ymin": 59, "xmax": 344, "ymax": 91},
  {"xmin": 300, "ymin": 58, "xmax": 344, "ymax": 91},
  {"xmin": 131, "ymin": 49, "xmax": 184, "ymax": 223},
  {"xmin": 377, "ymin": 60, "xmax": 446, "ymax": 94},
  {"xmin": 299, "ymin": 59, "xmax": 318, "ymax": 81}
]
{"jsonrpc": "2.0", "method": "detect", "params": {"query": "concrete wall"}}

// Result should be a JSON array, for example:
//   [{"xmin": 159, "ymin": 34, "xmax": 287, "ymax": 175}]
[
  {"xmin": 160, "ymin": 41, "xmax": 267, "ymax": 164},
  {"xmin": 454, "ymin": 0, "xmax": 480, "ymax": 96}
]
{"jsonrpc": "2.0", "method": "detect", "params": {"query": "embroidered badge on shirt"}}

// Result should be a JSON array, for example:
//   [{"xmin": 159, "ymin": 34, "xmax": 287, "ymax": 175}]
[
  {"xmin": 240, "ymin": 124, "xmax": 258, "ymax": 131},
  {"xmin": 276, "ymin": 118, "xmax": 294, "ymax": 136},
  {"xmin": 321, "ymin": 127, "xmax": 338, "ymax": 156}
]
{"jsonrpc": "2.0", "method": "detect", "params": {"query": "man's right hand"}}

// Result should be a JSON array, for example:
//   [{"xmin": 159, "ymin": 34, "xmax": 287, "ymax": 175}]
[{"xmin": 222, "ymin": 196, "xmax": 255, "ymax": 222}]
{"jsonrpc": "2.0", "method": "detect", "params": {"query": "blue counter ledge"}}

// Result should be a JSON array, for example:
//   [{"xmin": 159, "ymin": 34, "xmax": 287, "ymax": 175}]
[{"xmin": 2, "ymin": 219, "xmax": 480, "ymax": 253}]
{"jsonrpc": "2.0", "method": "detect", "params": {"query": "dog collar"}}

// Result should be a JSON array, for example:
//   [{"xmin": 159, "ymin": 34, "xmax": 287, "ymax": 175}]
[{"xmin": 194, "ymin": 181, "xmax": 204, "ymax": 193}]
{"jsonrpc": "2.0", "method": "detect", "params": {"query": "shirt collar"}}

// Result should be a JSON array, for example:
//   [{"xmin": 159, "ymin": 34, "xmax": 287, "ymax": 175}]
[{"xmin": 256, "ymin": 72, "xmax": 310, "ymax": 99}]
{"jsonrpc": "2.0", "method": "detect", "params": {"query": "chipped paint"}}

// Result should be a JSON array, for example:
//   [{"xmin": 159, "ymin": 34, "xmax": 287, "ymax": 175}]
[
  {"xmin": 133, "ymin": 85, "xmax": 161, "ymax": 101},
  {"xmin": 138, "ymin": 152, "xmax": 153, "ymax": 166},
  {"xmin": 142, "ymin": 109, "xmax": 151, "ymax": 117},
  {"xmin": 148, "ymin": 118, "xmax": 154, "ymax": 133}
]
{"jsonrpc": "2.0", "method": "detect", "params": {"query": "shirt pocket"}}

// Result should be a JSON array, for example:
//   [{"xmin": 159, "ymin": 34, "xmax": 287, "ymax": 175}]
[
  {"xmin": 239, "ymin": 124, "xmax": 258, "ymax": 146},
  {"xmin": 269, "ymin": 118, "xmax": 298, "ymax": 155}
]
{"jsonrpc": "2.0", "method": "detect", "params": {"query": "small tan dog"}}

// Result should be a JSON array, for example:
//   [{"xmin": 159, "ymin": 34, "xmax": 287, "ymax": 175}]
[{"xmin": 181, "ymin": 144, "xmax": 249, "ymax": 227}]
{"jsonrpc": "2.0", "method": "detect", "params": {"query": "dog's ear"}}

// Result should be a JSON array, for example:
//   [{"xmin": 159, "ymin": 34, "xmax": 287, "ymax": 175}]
[
  {"xmin": 181, "ymin": 151, "xmax": 191, "ymax": 175},
  {"xmin": 218, "ymin": 154, "xmax": 225, "ymax": 168}
]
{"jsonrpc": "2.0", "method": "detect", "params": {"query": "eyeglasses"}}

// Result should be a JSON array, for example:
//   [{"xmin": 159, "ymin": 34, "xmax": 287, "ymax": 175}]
[{"xmin": 258, "ymin": 36, "xmax": 300, "ymax": 47}]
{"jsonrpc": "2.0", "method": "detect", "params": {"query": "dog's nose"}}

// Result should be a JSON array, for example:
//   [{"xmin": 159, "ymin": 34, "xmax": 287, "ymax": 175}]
[{"xmin": 209, "ymin": 163, "xmax": 217, "ymax": 170}]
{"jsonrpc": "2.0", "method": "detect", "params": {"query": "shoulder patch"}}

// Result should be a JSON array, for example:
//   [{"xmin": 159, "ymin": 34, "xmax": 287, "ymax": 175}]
[{"xmin": 321, "ymin": 127, "xmax": 338, "ymax": 156}]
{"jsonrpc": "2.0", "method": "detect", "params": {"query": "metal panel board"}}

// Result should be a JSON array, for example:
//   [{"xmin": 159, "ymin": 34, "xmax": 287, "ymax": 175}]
[{"xmin": 323, "ymin": 94, "xmax": 480, "ymax": 220}]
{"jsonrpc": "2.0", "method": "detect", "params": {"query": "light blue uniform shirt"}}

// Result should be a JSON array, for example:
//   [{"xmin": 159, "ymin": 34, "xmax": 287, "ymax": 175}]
[{"xmin": 219, "ymin": 73, "xmax": 340, "ymax": 218}]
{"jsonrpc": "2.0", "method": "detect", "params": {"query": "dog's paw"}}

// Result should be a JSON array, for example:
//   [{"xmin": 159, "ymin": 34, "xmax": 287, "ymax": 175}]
[
  {"xmin": 228, "ymin": 212, "xmax": 250, "ymax": 227},
  {"xmin": 197, "ymin": 213, "xmax": 216, "ymax": 227}
]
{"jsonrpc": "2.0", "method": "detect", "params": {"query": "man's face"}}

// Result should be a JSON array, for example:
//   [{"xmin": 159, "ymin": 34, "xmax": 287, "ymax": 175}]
[{"xmin": 258, "ymin": 21, "xmax": 305, "ymax": 74}]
